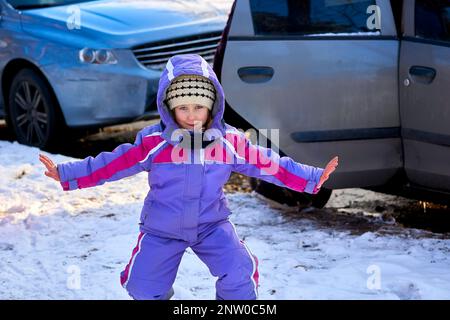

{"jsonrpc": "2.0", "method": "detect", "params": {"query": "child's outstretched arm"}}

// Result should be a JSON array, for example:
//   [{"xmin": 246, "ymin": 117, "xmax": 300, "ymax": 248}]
[
  {"xmin": 226, "ymin": 131, "xmax": 338, "ymax": 195},
  {"xmin": 39, "ymin": 130, "xmax": 156, "ymax": 191}
]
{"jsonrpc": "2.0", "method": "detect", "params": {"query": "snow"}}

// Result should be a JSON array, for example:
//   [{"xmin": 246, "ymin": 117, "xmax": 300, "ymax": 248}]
[{"xmin": 0, "ymin": 139, "xmax": 449, "ymax": 300}]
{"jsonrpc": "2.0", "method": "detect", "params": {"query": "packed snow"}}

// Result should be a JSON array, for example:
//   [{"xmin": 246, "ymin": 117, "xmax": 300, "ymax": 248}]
[{"xmin": 0, "ymin": 140, "xmax": 449, "ymax": 300}]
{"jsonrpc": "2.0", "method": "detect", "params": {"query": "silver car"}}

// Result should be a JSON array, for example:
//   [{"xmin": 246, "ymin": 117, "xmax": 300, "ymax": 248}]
[
  {"xmin": 0, "ymin": 0, "xmax": 232, "ymax": 148},
  {"xmin": 214, "ymin": 0, "xmax": 450, "ymax": 207}
]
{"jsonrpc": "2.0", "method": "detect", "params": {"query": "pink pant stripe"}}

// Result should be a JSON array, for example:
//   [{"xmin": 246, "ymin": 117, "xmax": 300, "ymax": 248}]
[
  {"xmin": 120, "ymin": 232, "xmax": 145, "ymax": 288},
  {"xmin": 239, "ymin": 239, "xmax": 259, "ymax": 298}
]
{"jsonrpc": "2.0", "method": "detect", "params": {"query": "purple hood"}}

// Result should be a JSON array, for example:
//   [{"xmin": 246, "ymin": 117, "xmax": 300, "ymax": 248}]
[{"xmin": 156, "ymin": 54, "xmax": 227, "ymax": 145}]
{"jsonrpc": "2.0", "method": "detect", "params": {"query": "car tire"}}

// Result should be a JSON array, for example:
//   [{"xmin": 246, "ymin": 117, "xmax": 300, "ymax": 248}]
[
  {"xmin": 8, "ymin": 68, "xmax": 65, "ymax": 149},
  {"xmin": 249, "ymin": 177, "xmax": 333, "ymax": 209}
]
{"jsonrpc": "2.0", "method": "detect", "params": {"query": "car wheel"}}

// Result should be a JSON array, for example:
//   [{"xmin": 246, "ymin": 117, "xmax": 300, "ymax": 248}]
[
  {"xmin": 249, "ymin": 177, "xmax": 332, "ymax": 209},
  {"xmin": 8, "ymin": 69, "xmax": 64, "ymax": 149}
]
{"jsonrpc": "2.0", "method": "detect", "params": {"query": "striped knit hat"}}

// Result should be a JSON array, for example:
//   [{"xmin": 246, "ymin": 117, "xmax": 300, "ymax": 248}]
[{"xmin": 165, "ymin": 74, "xmax": 216, "ymax": 111}]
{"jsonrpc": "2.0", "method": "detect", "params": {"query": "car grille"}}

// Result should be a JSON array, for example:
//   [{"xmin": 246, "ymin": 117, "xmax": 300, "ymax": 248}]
[{"xmin": 132, "ymin": 31, "xmax": 222, "ymax": 71}]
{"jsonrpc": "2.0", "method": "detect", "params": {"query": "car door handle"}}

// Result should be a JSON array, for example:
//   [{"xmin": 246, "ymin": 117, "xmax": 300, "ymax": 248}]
[
  {"xmin": 237, "ymin": 66, "xmax": 274, "ymax": 83},
  {"xmin": 409, "ymin": 66, "xmax": 436, "ymax": 84}
]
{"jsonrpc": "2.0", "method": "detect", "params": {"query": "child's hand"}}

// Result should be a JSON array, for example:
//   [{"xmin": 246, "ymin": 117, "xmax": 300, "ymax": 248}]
[
  {"xmin": 39, "ymin": 154, "xmax": 61, "ymax": 182},
  {"xmin": 317, "ymin": 156, "xmax": 339, "ymax": 189}
]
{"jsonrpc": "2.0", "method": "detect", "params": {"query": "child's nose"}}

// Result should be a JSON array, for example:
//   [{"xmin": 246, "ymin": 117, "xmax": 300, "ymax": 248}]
[
  {"xmin": 187, "ymin": 112, "xmax": 197, "ymax": 121},
  {"xmin": 187, "ymin": 113, "xmax": 194, "ymax": 121}
]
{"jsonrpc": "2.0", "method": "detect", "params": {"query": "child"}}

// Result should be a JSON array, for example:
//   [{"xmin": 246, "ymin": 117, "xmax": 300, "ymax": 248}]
[{"xmin": 39, "ymin": 54, "xmax": 338, "ymax": 300}]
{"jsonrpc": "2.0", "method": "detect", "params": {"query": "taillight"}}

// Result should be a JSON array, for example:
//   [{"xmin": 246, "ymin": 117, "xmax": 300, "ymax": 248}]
[{"xmin": 213, "ymin": 0, "xmax": 237, "ymax": 82}]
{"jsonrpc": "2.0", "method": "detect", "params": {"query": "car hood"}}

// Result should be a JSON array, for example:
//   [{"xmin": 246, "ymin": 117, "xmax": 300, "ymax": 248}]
[{"xmin": 19, "ymin": 0, "xmax": 231, "ymax": 48}]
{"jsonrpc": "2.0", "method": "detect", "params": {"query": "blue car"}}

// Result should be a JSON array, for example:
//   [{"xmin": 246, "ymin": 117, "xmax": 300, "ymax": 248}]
[{"xmin": 0, "ymin": 0, "xmax": 231, "ymax": 148}]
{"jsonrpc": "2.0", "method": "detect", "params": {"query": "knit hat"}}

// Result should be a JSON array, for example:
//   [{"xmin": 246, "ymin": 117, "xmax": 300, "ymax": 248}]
[{"xmin": 165, "ymin": 74, "xmax": 216, "ymax": 111}]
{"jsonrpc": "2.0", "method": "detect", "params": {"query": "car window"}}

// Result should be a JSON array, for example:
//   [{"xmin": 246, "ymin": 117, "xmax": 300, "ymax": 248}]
[
  {"xmin": 415, "ymin": 0, "xmax": 450, "ymax": 43},
  {"xmin": 390, "ymin": 0, "xmax": 403, "ymax": 36},
  {"xmin": 249, "ymin": 0, "xmax": 380, "ymax": 36}
]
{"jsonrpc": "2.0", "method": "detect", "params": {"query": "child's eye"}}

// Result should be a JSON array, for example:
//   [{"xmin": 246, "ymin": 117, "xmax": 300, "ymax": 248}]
[{"xmin": 195, "ymin": 105, "xmax": 205, "ymax": 110}]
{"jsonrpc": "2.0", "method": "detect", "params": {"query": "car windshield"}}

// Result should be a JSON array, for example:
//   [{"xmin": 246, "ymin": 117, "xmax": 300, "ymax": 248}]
[{"xmin": 7, "ymin": 0, "xmax": 100, "ymax": 10}]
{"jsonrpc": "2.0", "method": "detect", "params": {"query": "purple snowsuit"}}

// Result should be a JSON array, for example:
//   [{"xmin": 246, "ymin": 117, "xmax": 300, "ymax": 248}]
[{"xmin": 57, "ymin": 54, "xmax": 324, "ymax": 300}]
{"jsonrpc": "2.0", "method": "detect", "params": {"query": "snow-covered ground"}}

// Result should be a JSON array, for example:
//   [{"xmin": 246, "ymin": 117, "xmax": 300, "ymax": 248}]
[{"xmin": 1, "ymin": 140, "xmax": 449, "ymax": 300}]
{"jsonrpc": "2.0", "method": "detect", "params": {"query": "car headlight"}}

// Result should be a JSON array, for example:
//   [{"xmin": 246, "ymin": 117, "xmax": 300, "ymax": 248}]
[{"xmin": 79, "ymin": 48, "xmax": 117, "ymax": 64}]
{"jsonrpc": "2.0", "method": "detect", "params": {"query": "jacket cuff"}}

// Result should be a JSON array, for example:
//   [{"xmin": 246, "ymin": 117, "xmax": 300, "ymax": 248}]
[
  {"xmin": 57, "ymin": 164, "xmax": 78, "ymax": 191},
  {"xmin": 57, "ymin": 164, "xmax": 68, "ymax": 182},
  {"xmin": 60, "ymin": 180, "xmax": 79, "ymax": 191},
  {"xmin": 304, "ymin": 168, "xmax": 324, "ymax": 194}
]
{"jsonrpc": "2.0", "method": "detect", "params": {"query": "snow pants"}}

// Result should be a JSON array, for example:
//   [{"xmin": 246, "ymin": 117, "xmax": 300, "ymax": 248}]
[{"xmin": 120, "ymin": 220, "xmax": 259, "ymax": 300}]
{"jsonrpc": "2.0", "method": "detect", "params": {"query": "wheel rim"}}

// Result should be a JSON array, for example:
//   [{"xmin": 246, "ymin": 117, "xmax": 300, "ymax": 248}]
[{"xmin": 13, "ymin": 80, "xmax": 49, "ymax": 146}]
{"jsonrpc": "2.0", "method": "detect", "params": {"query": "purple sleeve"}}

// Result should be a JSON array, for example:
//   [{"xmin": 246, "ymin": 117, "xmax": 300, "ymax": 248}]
[
  {"xmin": 57, "ymin": 130, "xmax": 150, "ymax": 191},
  {"xmin": 231, "ymin": 135, "xmax": 324, "ymax": 195}
]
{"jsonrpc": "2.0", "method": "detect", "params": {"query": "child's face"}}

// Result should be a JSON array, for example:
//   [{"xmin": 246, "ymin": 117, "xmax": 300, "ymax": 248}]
[{"xmin": 173, "ymin": 104, "xmax": 210, "ymax": 131}]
